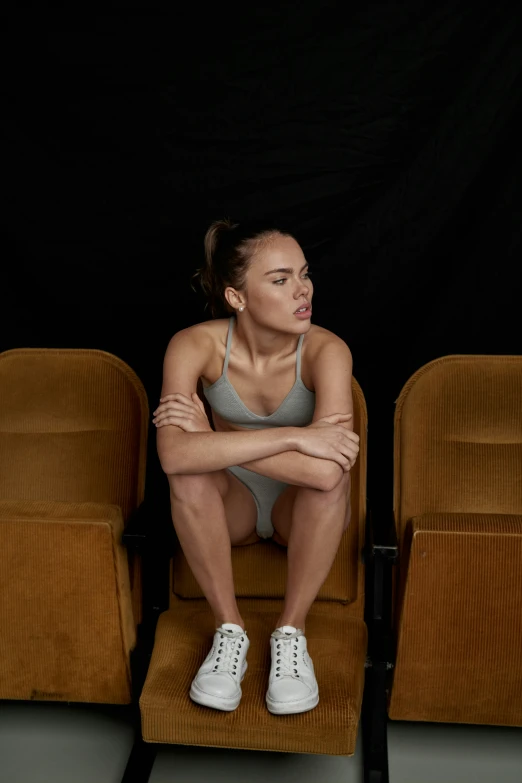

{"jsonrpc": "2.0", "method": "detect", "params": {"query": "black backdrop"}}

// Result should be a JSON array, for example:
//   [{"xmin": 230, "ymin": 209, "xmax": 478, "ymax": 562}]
[{"xmin": 4, "ymin": 3, "xmax": 522, "ymax": 532}]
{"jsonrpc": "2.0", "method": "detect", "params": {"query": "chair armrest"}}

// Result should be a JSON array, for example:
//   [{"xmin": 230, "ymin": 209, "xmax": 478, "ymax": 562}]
[
  {"xmin": 122, "ymin": 500, "xmax": 176, "ymax": 556},
  {"xmin": 123, "ymin": 499, "xmax": 175, "ymax": 640},
  {"xmin": 364, "ymin": 507, "xmax": 399, "ymax": 665},
  {"xmin": 365, "ymin": 507, "xmax": 399, "ymax": 563},
  {"xmin": 375, "ymin": 517, "xmax": 398, "ymax": 561}
]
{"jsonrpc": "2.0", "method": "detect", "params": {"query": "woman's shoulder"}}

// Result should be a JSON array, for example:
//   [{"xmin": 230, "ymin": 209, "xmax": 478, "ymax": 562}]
[
  {"xmin": 174, "ymin": 317, "xmax": 229, "ymax": 339},
  {"xmin": 166, "ymin": 318, "xmax": 229, "ymax": 363},
  {"xmin": 173, "ymin": 317, "xmax": 344, "ymax": 357},
  {"xmin": 164, "ymin": 318, "xmax": 225, "ymax": 358},
  {"xmin": 188, "ymin": 317, "xmax": 230, "ymax": 343},
  {"xmin": 305, "ymin": 323, "xmax": 347, "ymax": 357},
  {"xmin": 190, "ymin": 318, "xmax": 343, "ymax": 348},
  {"xmin": 307, "ymin": 322, "xmax": 337, "ymax": 340}
]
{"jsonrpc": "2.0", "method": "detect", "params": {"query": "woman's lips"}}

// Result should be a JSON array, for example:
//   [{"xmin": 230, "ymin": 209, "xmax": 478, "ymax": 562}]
[{"xmin": 294, "ymin": 305, "xmax": 312, "ymax": 319}]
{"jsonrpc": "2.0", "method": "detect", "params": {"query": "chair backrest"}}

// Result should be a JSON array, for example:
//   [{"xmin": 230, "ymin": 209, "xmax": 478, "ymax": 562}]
[
  {"xmin": 393, "ymin": 354, "xmax": 522, "ymax": 543},
  {"xmin": 172, "ymin": 376, "xmax": 367, "ymax": 607},
  {"xmin": 0, "ymin": 349, "xmax": 149, "ymax": 520}
]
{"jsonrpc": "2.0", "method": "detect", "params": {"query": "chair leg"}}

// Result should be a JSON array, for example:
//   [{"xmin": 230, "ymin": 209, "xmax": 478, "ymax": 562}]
[
  {"xmin": 121, "ymin": 632, "xmax": 158, "ymax": 783},
  {"xmin": 121, "ymin": 731, "xmax": 157, "ymax": 783},
  {"xmin": 362, "ymin": 661, "xmax": 390, "ymax": 783}
]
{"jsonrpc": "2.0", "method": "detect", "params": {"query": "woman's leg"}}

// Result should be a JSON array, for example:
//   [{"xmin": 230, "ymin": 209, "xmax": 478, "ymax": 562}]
[
  {"xmin": 271, "ymin": 472, "xmax": 352, "ymax": 633},
  {"xmin": 168, "ymin": 469, "xmax": 259, "ymax": 629}
]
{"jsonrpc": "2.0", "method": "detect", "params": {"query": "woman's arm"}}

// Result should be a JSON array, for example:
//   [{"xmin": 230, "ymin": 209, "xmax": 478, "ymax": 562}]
[
  {"xmin": 157, "ymin": 329, "xmax": 304, "ymax": 475},
  {"xmin": 237, "ymin": 450, "xmax": 332, "ymax": 490},
  {"xmin": 238, "ymin": 335, "xmax": 355, "ymax": 490},
  {"xmin": 159, "ymin": 426, "xmax": 300, "ymax": 476}
]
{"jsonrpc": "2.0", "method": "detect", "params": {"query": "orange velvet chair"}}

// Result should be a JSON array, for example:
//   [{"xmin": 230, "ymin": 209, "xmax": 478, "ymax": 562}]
[
  {"xmin": 0, "ymin": 348, "xmax": 148, "ymax": 705},
  {"xmin": 366, "ymin": 354, "xmax": 522, "ymax": 782},
  {"xmin": 121, "ymin": 375, "xmax": 369, "ymax": 780}
]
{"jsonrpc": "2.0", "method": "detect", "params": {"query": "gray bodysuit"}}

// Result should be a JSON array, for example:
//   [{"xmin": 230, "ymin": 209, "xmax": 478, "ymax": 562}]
[{"xmin": 202, "ymin": 314, "xmax": 316, "ymax": 538}]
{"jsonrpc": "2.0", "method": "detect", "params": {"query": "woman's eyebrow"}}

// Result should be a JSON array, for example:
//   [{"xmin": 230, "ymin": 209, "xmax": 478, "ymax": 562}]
[{"xmin": 264, "ymin": 262, "xmax": 309, "ymax": 276}]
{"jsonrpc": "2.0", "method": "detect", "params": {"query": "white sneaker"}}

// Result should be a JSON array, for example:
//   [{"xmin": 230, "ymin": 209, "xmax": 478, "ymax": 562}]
[
  {"xmin": 189, "ymin": 622, "xmax": 249, "ymax": 711},
  {"xmin": 265, "ymin": 625, "xmax": 319, "ymax": 715}
]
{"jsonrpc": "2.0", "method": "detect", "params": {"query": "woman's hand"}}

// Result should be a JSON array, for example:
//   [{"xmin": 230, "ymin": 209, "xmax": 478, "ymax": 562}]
[
  {"xmin": 152, "ymin": 392, "xmax": 213, "ymax": 433},
  {"xmin": 294, "ymin": 413, "xmax": 360, "ymax": 471}
]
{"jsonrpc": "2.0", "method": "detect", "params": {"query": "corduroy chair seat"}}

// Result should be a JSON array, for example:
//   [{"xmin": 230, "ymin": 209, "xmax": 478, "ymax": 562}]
[{"xmin": 140, "ymin": 596, "xmax": 368, "ymax": 755}]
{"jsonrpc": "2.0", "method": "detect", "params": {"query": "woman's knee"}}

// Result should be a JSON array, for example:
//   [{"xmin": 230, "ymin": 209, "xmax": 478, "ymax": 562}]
[
  {"xmin": 168, "ymin": 470, "xmax": 229, "ymax": 502},
  {"xmin": 325, "ymin": 468, "xmax": 351, "ymax": 495}
]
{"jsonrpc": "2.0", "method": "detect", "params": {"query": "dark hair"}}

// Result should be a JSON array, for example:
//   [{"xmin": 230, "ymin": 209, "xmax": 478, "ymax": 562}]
[{"xmin": 191, "ymin": 219, "xmax": 292, "ymax": 319}]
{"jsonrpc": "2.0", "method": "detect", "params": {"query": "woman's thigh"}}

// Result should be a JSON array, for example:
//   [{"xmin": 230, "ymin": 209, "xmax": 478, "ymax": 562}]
[
  {"xmin": 270, "ymin": 484, "xmax": 300, "ymax": 546},
  {"xmin": 171, "ymin": 468, "xmax": 260, "ymax": 547},
  {"xmin": 222, "ymin": 469, "xmax": 262, "ymax": 546},
  {"xmin": 271, "ymin": 472, "xmax": 352, "ymax": 547}
]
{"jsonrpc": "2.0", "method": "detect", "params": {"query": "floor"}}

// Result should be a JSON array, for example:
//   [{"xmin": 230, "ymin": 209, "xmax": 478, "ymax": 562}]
[{"xmin": 0, "ymin": 702, "xmax": 520, "ymax": 783}]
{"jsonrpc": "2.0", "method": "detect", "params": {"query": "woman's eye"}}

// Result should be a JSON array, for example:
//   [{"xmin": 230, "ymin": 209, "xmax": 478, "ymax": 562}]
[{"xmin": 273, "ymin": 273, "xmax": 312, "ymax": 285}]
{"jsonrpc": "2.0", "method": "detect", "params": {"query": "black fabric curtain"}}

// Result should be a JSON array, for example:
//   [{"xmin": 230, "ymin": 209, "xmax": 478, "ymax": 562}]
[{"xmin": 4, "ymin": 2, "xmax": 522, "ymax": 528}]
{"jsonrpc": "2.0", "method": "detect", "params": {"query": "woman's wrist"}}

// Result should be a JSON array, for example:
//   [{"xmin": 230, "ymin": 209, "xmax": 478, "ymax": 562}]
[{"xmin": 283, "ymin": 427, "xmax": 301, "ymax": 452}]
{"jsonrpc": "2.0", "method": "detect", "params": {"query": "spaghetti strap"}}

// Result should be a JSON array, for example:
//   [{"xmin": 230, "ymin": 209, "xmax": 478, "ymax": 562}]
[{"xmin": 296, "ymin": 333, "xmax": 305, "ymax": 382}]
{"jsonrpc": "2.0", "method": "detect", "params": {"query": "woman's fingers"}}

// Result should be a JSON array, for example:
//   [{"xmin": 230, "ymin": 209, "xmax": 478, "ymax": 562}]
[
  {"xmin": 154, "ymin": 392, "xmax": 203, "ymax": 415},
  {"xmin": 192, "ymin": 393, "xmax": 205, "ymax": 410},
  {"xmin": 153, "ymin": 405, "xmax": 195, "ymax": 424},
  {"xmin": 153, "ymin": 410, "xmax": 194, "ymax": 424},
  {"xmin": 155, "ymin": 401, "xmax": 192, "ymax": 413},
  {"xmin": 154, "ymin": 395, "xmax": 195, "ymax": 416},
  {"xmin": 154, "ymin": 412, "xmax": 194, "ymax": 428},
  {"xmin": 337, "ymin": 427, "xmax": 359, "ymax": 443},
  {"xmin": 338, "ymin": 430, "xmax": 359, "ymax": 466},
  {"xmin": 154, "ymin": 415, "xmax": 183, "ymax": 427},
  {"xmin": 155, "ymin": 400, "xmax": 191, "ymax": 411},
  {"xmin": 159, "ymin": 392, "xmax": 192, "ymax": 403}
]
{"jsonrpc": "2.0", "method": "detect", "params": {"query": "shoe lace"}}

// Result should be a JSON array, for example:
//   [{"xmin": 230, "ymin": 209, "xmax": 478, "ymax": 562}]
[
  {"xmin": 212, "ymin": 629, "xmax": 245, "ymax": 676},
  {"xmin": 275, "ymin": 636, "xmax": 301, "ymax": 679}
]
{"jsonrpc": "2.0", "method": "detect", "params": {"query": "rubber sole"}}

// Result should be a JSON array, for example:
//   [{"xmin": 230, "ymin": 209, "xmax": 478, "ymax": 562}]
[
  {"xmin": 266, "ymin": 689, "xmax": 319, "ymax": 715},
  {"xmin": 189, "ymin": 661, "xmax": 248, "ymax": 712}
]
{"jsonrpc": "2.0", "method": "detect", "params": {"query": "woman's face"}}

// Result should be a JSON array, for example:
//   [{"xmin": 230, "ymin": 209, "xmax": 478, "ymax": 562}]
[{"xmin": 242, "ymin": 234, "xmax": 314, "ymax": 330}]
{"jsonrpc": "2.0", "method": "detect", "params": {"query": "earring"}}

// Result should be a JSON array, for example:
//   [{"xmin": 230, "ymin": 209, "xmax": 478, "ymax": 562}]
[{"xmin": 239, "ymin": 306, "xmax": 245, "ymax": 312}]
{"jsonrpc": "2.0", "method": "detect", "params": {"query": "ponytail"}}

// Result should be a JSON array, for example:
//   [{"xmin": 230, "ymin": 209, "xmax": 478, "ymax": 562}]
[{"xmin": 204, "ymin": 218, "xmax": 238, "ymax": 269}]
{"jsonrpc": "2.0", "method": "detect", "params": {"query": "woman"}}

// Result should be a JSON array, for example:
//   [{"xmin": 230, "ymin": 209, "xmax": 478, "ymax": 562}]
[{"xmin": 153, "ymin": 219, "xmax": 359, "ymax": 715}]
